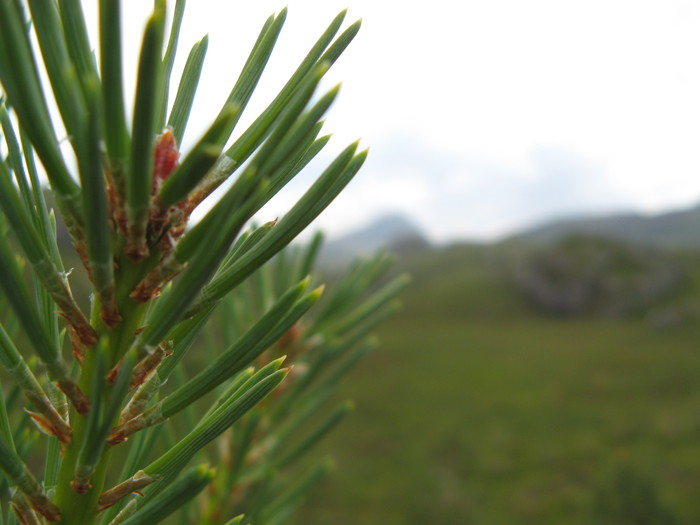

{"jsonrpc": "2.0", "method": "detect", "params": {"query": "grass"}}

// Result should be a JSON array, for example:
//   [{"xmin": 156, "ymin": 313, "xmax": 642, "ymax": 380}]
[{"xmin": 292, "ymin": 243, "xmax": 700, "ymax": 524}]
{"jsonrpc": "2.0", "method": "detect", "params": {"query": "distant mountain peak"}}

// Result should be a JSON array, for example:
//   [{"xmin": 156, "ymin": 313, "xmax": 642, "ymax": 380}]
[
  {"xmin": 348, "ymin": 213, "xmax": 424, "ymax": 242},
  {"xmin": 320, "ymin": 213, "xmax": 429, "ymax": 266}
]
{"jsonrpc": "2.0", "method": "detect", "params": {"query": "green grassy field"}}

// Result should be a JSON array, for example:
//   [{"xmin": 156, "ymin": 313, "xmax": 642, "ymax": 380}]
[{"xmin": 292, "ymin": 244, "xmax": 700, "ymax": 524}]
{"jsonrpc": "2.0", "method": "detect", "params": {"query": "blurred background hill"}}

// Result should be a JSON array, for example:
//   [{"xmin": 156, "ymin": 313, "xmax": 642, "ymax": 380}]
[
  {"xmin": 318, "ymin": 214, "xmax": 430, "ymax": 267},
  {"xmin": 515, "ymin": 202, "xmax": 700, "ymax": 249},
  {"xmin": 283, "ymin": 205, "xmax": 700, "ymax": 525}
]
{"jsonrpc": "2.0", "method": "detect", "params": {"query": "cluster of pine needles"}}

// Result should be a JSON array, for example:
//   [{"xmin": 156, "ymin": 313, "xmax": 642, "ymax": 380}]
[{"xmin": 0, "ymin": 1, "xmax": 407, "ymax": 523}]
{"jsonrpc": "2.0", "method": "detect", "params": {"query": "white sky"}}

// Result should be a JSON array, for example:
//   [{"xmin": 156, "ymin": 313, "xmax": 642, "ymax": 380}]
[{"xmin": 81, "ymin": 1, "xmax": 700, "ymax": 242}]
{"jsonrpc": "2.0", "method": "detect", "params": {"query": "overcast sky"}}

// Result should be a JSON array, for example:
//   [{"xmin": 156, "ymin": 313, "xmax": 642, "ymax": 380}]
[{"xmin": 86, "ymin": 0, "xmax": 700, "ymax": 243}]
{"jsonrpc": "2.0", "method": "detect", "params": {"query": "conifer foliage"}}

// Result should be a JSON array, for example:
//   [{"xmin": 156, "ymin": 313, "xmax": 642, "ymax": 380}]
[{"xmin": 0, "ymin": 2, "xmax": 406, "ymax": 523}]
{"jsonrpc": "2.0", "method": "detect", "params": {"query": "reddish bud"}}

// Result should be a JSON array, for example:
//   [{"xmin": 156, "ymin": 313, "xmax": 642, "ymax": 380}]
[{"xmin": 152, "ymin": 130, "xmax": 179, "ymax": 193}]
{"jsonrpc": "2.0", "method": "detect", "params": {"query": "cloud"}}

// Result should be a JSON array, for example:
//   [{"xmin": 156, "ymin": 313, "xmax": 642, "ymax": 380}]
[
  {"xmin": 252, "ymin": 133, "xmax": 634, "ymax": 243},
  {"xmin": 86, "ymin": 1, "xmax": 700, "ymax": 244},
  {"xmin": 516, "ymin": 147, "xmax": 631, "ymax": 218}
]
